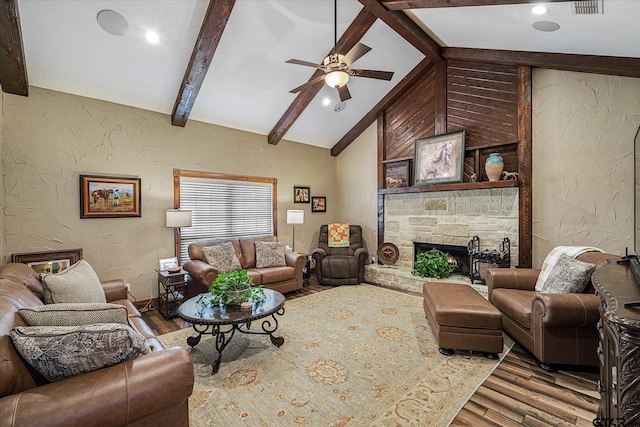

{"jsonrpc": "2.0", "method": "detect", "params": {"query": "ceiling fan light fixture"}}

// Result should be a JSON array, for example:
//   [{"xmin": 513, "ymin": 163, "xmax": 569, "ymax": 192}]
[{"xmin": 324, "ymin": 70, "xmax": 349, "ymax": 88}]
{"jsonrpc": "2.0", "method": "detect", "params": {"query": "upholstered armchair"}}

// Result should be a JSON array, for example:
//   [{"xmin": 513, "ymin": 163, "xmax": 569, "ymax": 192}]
[
  {"xmin": 486, "ymin": 251, "xmax": 615, "ymax": 370},
  {"xmin": 312, "ymin": 224, "xmax": 369, "ymax": 286}
]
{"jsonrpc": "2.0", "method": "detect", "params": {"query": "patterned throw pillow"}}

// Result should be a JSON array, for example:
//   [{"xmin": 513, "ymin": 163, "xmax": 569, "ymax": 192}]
[
  {"xmin": 534, "ymin": 246, "xmax": 603, "ymax": 291},
  {"xmin": 19, "ymin": 303, "xmax": 129, "ymax": 326},
  {"xmin": 328, "ymin": 223, "xmax": 350, "ymax": 248},
  {"xmin": 41, "ymin": 260, "xmax": 106, "ymax": 304},
  {"xmin": 202, "ymin": 242, "xmax": 242, "ymax": 274},
  {"xmin": 10, "ymin": 323, "xmax": 150, "ymax": 382},
  {"xmin": 255, "ymin": 241, "xmax": 286, "ymax": 268},
  {"xmin": 540, "ymin": 254, "xmax": 596, "ymax": 294}
]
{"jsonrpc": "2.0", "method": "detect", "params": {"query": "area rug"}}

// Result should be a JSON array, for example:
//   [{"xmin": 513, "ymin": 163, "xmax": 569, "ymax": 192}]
[{"xmin": 159, "ymin": 284, "xmax": 513, "ymax": 427}]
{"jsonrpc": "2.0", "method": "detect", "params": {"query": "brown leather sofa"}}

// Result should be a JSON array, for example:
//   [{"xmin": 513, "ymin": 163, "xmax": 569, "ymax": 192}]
[
  {"xmin": 0, "ymin": 263, "xmax": 194, "ymax": 427},
  {"xmin": 312, "ymin": 225, "xmax": 369, "ymax": 286},
  {"xmin": 183, "ymin": 235, "xmax": 306, "ymax": 297},
  {"xmin": 486, "ymin": 251, "xmax": 615, "ymax": 370}
]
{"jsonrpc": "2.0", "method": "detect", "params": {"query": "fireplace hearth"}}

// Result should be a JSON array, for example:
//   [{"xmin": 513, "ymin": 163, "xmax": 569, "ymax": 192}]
[{"xmin": 413, "ymin": 242, "xmax": 470, "ymax": 276}]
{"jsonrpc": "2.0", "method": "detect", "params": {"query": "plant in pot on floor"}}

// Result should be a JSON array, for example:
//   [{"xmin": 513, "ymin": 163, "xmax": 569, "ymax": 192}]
[
  {"xmin": 412, "ymin": 249, "xmax": 455, "ymax": 279},
  {"xmin": 196, "ymin": 270, "xmax": 266, "ymax": 310}
]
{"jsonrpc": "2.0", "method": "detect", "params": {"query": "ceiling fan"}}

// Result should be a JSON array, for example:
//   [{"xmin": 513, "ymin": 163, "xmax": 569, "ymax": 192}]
[{"xmin": 285, "ymin": 0, "xmax": 394, "ymax": 102}]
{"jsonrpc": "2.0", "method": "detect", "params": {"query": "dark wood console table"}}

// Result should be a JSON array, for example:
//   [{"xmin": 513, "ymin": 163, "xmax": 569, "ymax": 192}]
[{"xmin": 591, "ymin": 260, "xmax": 640, "ymax": 426}]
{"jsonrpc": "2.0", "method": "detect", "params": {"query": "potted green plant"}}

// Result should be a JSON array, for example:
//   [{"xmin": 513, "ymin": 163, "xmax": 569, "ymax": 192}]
[
  {"xmin": 412, "ymin": 249, "xmax": 455, "ymax": 279},
  {"xmin": 199, "ymin": 270, "xmax": 266, "ymax": 307}
]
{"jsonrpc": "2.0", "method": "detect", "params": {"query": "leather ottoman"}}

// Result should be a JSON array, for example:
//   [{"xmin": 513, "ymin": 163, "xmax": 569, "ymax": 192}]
[{"xmin": 423, "ymin": 282, "xmax": 503, "ymax": 359}]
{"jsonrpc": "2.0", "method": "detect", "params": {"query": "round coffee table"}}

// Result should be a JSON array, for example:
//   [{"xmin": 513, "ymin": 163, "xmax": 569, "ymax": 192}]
[{"xmin": 178, "ymin": 288, "xmax": 285, "ymax": 374}]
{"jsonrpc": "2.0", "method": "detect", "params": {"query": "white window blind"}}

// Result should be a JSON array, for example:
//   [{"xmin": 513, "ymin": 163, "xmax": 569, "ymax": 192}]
[{"xmin": 178, "ymin": 176, "xmax": 274, "ymax": 262}]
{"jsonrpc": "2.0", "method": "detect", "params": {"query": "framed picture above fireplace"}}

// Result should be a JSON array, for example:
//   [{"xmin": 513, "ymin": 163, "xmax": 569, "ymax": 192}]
[{"xmin": 414, "ymin": 130, "xmax": 465, "ymax": 186}]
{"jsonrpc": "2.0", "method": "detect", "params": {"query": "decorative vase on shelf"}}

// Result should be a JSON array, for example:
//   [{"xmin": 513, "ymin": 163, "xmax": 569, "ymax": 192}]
[{"xmin": 485, "ymin": 153, "xmax": 504, "ymax": 182}]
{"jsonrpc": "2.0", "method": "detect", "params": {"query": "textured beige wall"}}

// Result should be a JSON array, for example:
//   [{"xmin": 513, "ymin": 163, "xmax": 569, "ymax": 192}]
[
  {"xmin": 336, "ymin": 122, "xmax": 378, "ymax": 257},
  {"xmin": 532, "ymin": 69, "xmax": 640, "ymax": 266},
  {"xmin": 2, "ymin": 87, "xmax": 337, "ymax": 300}
]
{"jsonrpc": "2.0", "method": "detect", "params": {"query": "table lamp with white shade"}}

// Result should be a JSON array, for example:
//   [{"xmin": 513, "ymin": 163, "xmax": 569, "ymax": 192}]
[
  {"xmin": 286, "ymin": 209, "xmax": 304, "ymax": 252},
  {"xmin": 166, "ymin": 209, "xmax": 192, "ymax": 268}
]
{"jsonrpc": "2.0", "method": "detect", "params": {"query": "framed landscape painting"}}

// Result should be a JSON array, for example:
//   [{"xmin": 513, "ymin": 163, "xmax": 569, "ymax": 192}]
[
  {"xmin": 80, "ymin": 175, "xmax": 141, "ymax": 218},
  {"xmin": 414, "ymin": 130, "xmax": 465, "ymax": 186}
]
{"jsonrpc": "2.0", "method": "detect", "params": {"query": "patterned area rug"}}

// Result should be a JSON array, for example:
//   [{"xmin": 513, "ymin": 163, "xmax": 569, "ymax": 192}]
[{"xmin": 159, "ymin": 284, "xmax": 512, "ymax": 426}]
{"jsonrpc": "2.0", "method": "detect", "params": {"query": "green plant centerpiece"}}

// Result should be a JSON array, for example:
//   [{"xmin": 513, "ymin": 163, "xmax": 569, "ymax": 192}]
[
  {"xmin": 412, "ymin": 248, "xmax": 455, "ymax": 279},
  {"xmin": 197, "ymin": 270, "xmax": 266, "ymax": 307}
]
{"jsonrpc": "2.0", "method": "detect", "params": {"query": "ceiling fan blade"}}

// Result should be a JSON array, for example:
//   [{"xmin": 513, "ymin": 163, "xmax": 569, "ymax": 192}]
[
  {"xmin": 337, "ymin": 84, "xmax": 351, "ymax": 102},
  {"xmin": 289, "ymin": 75, "xmax": 325, "ymax": 94},
  {"xmin": 351, "ymin": 69, "xmax": 394, "ymax": 81},
  {"xmin": 341, "ymin": 42, "xmax": 371, "ymax": 66},
  {"xmin": 286, "ymin": 58, "xmax": 324, "ymax": 70}
]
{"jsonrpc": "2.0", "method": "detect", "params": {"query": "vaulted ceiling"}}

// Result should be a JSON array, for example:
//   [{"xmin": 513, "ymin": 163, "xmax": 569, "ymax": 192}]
[{"xmin": 1, "ymin": 0, "xmax": 638, "ymax": 156}]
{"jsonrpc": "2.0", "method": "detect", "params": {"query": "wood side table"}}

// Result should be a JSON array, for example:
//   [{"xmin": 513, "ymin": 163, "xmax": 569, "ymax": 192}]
[{"xmin": 156, "ymin": 269, "xmax": 188, "ymax": 320}]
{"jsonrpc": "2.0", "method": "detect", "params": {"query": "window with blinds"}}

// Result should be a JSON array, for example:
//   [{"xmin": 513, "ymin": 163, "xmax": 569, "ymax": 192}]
[{"xmin": 175, "ymin": 170, "xmax": 276, "ymax": 263}]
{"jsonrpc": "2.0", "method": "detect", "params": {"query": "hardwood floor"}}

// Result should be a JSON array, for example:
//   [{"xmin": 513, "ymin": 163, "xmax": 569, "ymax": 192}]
[{"xmin": 141, "ymin": 280, "xmax": 600, "ymax": 426}]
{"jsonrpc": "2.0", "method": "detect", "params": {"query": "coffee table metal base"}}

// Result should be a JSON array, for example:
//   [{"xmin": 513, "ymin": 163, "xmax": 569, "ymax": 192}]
[{"xmin": 186, "ymin": 307, "xmax": 285, "ymax": 374}]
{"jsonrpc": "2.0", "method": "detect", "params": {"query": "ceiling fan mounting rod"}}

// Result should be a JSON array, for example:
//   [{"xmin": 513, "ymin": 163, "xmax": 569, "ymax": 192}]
[{"xmin": 333, "ymin": 0, "xmax": 337, "ymax": 55}]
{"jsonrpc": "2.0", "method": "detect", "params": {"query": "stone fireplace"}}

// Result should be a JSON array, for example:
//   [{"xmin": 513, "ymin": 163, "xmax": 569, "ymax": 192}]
[{"xmin": 365, "ymin": 188, "xmax": 519, "ymax": 293}]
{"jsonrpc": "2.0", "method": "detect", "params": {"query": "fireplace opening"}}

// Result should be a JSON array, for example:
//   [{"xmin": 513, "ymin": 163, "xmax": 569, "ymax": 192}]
[{"xmin": 413, "ymin": 242, "xmax": 470, "ymax": 276}]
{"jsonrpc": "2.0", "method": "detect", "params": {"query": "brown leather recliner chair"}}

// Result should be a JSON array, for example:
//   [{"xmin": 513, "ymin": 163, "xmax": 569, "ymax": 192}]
[
  {"xmin": 486, "ymin": 251, "xmax": 615, "ymax": 371},
  {"xmin": 312, "ymin": 224, "xmax": 369, "ymax": 286}
]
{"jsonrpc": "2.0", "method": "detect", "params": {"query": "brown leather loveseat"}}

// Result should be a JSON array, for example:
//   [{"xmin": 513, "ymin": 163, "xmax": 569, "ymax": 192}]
[
  {"xmin": 0, "ymin": 263, "xmax": 194, "ymax": 427},
  {"xmin": 183, "ymin": 235, "xmax": 306, "ymax": 297},
  {"xmin": 486, "ymin": 251, "xmax": 615, "ymax": 370}
]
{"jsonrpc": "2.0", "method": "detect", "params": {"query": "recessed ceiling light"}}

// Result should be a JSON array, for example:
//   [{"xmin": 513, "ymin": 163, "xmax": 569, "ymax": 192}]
[
  {"xmin": 531, "ymin": 5, "xmax": 549, "ymax": 15},
  {"xmin": 532, "ymin": 21, "xmax": 560, "ymax": 32},
  {"xmin": 96, "ymin": 10, "xmax": 129, "ymax": 36},
  {"xmin": 322, "ymin": 97, "xmax": 331, "ymax": 106},
  {"xmin": 145, "ymin": 31, "xmax": 160, "ymax": 44}
]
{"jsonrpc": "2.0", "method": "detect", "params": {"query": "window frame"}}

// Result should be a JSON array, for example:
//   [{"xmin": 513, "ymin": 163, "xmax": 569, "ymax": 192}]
[{"xmin": 173, "ymin": 169, "xmax": 278, "ymax": 263}]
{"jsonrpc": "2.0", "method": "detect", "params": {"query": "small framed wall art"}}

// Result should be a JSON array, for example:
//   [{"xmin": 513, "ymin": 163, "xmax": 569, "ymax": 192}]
[
  {"xmin": 11, "ymin": 248, "xmax": 84, "ymax": 275},
  {"xmin": 80, "ymin": 174, "xmax": 142, "ymax": 218},
  {"xmin": 414, "ymin": 130, "xmax": 465, "ymax": 186},
  {"xmin": 294, "ymin": 186, "xmax": 310, "ymax": 203},
  {"xmin": 312, "ymin": 196, "xmax": 326, "ymax": 212}
]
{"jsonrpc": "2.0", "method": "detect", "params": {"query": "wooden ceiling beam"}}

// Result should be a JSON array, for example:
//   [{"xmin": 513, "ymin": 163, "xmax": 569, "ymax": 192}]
[
  {"xmin": 358, "ymin": 0, "xmax": 441, "ymax": 63},
  {"xmin": 171, "ymin": 0, "xmax": 236, "ymax": 127},
  {"xmin": 331, "ymin": 58, "xmax": 434, "ymax": 156},
  {"xmin": 444, "ymin": 47, "xmax": 640, "ymax": 79},
  {"xmin": 267, "ymin": 9, "xmax": 377, "ymax": 146},
  {"xmin": 0, "ymin": 0, "xmax": 28, "ymax": 96},
  {"xmin": 381, "ymin": 0, "xmax": 571, "ymax": 10}
]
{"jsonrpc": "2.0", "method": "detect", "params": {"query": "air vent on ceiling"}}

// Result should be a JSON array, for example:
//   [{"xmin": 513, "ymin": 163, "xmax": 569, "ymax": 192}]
[{"xmin": 572, "ymin": 0, "xmax": 604, "ymax": 15}]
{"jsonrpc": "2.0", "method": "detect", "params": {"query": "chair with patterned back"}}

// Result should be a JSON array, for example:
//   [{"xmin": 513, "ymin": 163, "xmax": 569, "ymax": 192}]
[{"xmin": 312, "ymin": 224, "xmax": 369, "ymax": 286}]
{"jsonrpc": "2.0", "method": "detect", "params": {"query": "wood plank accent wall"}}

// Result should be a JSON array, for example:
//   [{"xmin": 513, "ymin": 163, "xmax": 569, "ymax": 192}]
[
  {"xmin": 447, "ymin": 60, "xmax": 518, "ymax": 148},
  {"xmin": 377, "ymin": 59, "xmax": 533, "ymax": 267},
  {"xmin": 384, "ymin": 65, "xmax": 438, "ymax": 161},
  {"xmin": 447, "ymin": 60, "xmax": 520, "ymax": 182}
]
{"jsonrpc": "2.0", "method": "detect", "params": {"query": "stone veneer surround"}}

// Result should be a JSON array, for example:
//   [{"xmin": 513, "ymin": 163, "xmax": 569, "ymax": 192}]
[
  {"xmin": 365, "ymin": 188, "xmax": 519, "ymax": 292},
  {"xmin": 386, "ymin": 188, "xmax": 519, "ymax": 267}
]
